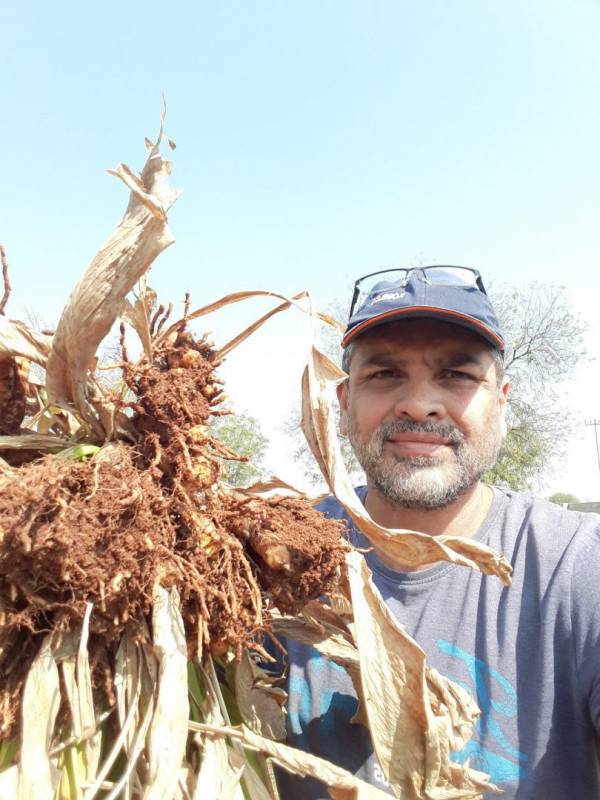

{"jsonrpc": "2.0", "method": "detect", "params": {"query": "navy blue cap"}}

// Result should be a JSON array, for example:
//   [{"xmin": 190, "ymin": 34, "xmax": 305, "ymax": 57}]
[{"xmin": 342, "ymin": 271, "xmax": 505, "ymax": 351}]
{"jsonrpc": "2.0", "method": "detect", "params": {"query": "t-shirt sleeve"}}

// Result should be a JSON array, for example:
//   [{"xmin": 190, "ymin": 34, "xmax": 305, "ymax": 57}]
[{"xmin": 569, "ymin": 520, "xmax": 600, "ymax": 736}]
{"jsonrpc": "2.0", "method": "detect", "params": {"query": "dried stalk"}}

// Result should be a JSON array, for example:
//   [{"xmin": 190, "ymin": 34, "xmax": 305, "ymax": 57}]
[
  {"xmin": 0, "ymin": 244, "xmax": 11, "ymax": 315},
  {"xmin": 45, "ymin": 107, "xmax": 182, "ymax": 438}
]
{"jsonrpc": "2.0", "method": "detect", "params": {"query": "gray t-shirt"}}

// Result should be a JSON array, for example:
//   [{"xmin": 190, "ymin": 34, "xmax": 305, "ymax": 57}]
[{"xmin": 276, "ymin": 487, "xmax": 600, "ymax": 799}]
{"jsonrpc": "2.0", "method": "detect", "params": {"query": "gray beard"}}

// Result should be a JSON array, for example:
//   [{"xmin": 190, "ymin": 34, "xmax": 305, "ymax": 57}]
[{"xmin": 347, "ymin": 417, "xmax": 502, "ymax": 510}]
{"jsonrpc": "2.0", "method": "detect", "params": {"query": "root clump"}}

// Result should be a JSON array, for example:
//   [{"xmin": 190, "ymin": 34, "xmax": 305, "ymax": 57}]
[{"xmin": 0, "ymin": 326, "xmax": 346, "ymax": 739}]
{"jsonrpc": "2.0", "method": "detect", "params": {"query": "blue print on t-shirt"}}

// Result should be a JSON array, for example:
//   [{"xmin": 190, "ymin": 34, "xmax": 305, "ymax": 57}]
[
  {"xmin": 288, "ymin": 647, "xmax": 359, "ymax": 762},
  {"xmin": 438, "ymin": 640, "xmax": 528, "ymax": 784}
]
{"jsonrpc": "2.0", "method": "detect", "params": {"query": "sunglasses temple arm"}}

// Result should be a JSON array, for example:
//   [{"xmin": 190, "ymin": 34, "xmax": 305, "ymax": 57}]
[{"xmin": 349, "ymin": 284, "xmax": 360, "ymax": 318}]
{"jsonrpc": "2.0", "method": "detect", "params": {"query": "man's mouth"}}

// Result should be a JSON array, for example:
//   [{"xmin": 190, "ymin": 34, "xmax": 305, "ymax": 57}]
[{"xmin": 385, "ymin": 433, "xmax": 451, "ymax": 457}]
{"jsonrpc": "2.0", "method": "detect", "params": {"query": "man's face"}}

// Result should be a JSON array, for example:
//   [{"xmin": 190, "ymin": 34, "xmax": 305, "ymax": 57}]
[{"xmin": 337, "ymin": 319, "xmax": 509, "ymax": 510}]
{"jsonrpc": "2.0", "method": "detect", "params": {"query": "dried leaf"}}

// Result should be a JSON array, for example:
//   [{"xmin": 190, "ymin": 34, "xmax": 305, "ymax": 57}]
[
  {"xmin": 156, "ymin": 289, "xmax": 334, "ymax": 354},
  {"xmin": 17, "ymin": 635, "xmax": 61, "ymax": 800},
  {"xmin": 114, "ymin": 632, "xmax": 141, "ymax": 753},
  {"xmin": 192, "ymin": 664, "xmax": 244, "ymax": 800},
  {"xmin": 239, "ymin": 475, "xmax": 310, "ymax": 497},
  {"xmin": 35, "ymin": 409, "xmax": 69, "ymax": 436},
  {"xmin": 328, "ymin": 788, "xmax": 384, "ymax": 800},
  {"xmin": 215, "ymin": 294, "xmax": 307, "ymax": 360},
  {"xmin": 85, "ymin": 657, "xmax": 141, "ymax": 798},
  {"xmin": 346, "ymin": 552, "xmax": 498, "ymax": 799},
  {"xmin": 316, "ymin": 311, "xmax": 345, "ymax": 336},
  {"xmin": 60, "ymin": 604, "xmax": 94, "ymax": 738},
  {"xmin": 202, "ymin": 660, "xmax": 278, "ymax": 800},
  {"xmin": 173, "ymin": 767, "xmax": 193, "ymax": 800},
  {"xmin": 143, "ymin": 585, "xmax": 189, "ymax": 800},
  {"xmin": 0, "ymin": 433, "xmax": 70, "ymax": 452},
  {"xmin": 426, "ymin": 667, "xmax": 481, "ymax": 754},
  {"xmin": 301, "ymin": 344, "xmax": 512, "ymax": 585},
  {"xmin": 272, "ymin": 604, "xmax": 368, "ymax": 727},
  {"xmin": 100, "ymin": 688, "xmax": 155, "ymax": 800},
  {"xmin": 220, "ymin": 751, "xmax": 246, "ymax": 799},
  {"xmin": 193, "ymin": 732, "xmax": 234, "ymax": 799},
  {"xmin": 0, "ymin": 242, "xmax": 10, "ymax": 315},
  {"xmin": 61, "ymin": 655, "xmax": 80, "ymax": 738},
  {"xmin": 0, "ymin": 766, "xmax": 17, "ymax": 800},
  {"xmin": 70, "ymin": 603, "xmax": 102, "ymax": 781},
  {"xmin": 86, "ymin": 642, "xmax": 152, "ymax": 800},
  {"xmin": 189, "ymin": 722, "xmax": 392, "ymax": 800},
  {"xmin": 112, "ymin": 634, "xmax": 142, "ymax": 800},
  {"xmin": 275, "ymin": 599, "xmax": 483, "ymax": 738},
  {"xmin": 239, "ymin": 763, "xmax": 276, "ymax": 800},
  {"xmin": 0, "ymin": 317, "xmax": 52, "ymax": 366},
  {"xmin": 120, "ymin": 282, "xmax": 157, "ymax": 361},
  {"xmin": 45, "ymin": 117, "xmax": 181, "ymax": 437},
  {"xmin": 231, "ymin": 651, "xmax": 287, "ymax": 740},
  {"xmin": 242, "ymin": 728, "xmax": 390, "ymax": 800},
  {"xmin": 155, "ymin": 290, "xmax": 303, "ymax": 347},
  {"xmin": 195, "ymin": 736, "xmax": 245, "ymax": 800}
]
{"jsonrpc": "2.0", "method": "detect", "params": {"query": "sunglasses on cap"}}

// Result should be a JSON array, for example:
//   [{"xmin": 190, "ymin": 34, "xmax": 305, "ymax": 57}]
[{"xmin": 349, "ymin": 266, "xmax": 487, "ymax": 319}]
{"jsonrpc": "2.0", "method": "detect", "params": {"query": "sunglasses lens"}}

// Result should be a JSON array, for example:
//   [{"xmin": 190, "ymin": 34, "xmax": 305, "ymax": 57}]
[
  {"xmin": 351, "ymin": 266, "xmax": 482, "ymax": 317},
  {"xmin": 424, "ymin": 266, "xmax": 479, "ymax": 287},
  {"xmin": 353, "ymin": 269, "xmax": 408, "ymax": 313}
]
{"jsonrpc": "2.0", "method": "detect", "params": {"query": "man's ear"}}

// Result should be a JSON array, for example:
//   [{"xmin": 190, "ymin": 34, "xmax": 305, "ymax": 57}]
[
  {"xmin": 499, "ymin": 378, "xmax": 510, "ymax": 439},
  {"xmin": 336, "ymin": 380, "xmax": 349, "ymax": 437}
]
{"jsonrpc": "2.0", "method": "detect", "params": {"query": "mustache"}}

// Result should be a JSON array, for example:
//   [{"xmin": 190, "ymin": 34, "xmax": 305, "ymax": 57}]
[{"xmin": 374, "ymin": 420, "xmax": 465, "ymax": 446}]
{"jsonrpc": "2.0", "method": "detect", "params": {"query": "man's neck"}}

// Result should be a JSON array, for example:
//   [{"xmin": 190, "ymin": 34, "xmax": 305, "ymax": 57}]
[{"xmin": 364, "ymin": 481, "xmax": 493, "ymax": 539}]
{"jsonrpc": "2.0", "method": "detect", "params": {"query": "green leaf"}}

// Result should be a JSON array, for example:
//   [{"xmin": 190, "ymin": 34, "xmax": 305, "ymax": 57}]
[
  {"xmin": 0, "ymin": 739, "xmax": 18, "ymax": 772},
  {"xmin": 54, "ymin": 445, "xmax": 100, "ymax": 462}
]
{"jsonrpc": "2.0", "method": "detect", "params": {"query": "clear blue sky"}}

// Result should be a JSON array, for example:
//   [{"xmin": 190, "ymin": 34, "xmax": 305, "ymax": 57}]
[{"xmin": 2, "ymin": 1, "xmax": 600, "ymax": 495}]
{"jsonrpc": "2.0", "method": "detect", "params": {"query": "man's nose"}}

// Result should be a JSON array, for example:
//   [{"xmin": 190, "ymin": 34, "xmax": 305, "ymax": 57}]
[{"xmin": 392, "ymin": 381, "xmax": 445, "ymax": 421}]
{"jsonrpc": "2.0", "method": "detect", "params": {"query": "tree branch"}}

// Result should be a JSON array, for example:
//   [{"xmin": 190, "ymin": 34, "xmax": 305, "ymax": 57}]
[{"xmin": 0, "ymin": 242, "xmax": 11, "ymax": 315}]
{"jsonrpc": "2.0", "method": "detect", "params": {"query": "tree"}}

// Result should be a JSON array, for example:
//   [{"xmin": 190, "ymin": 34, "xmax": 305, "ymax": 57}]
[
  {"xmin": 210, "ymin": 411, "xmax": 269, "ymax": 487},
  {"xmin": 483, "ymin": 420, "xmax": 545, "ymax": 491},
  {"xmin": 547, "ymin": 492, "xmax": 581, "ymax": 506},
  {"xmin": 282, "ymin": 296, "xmax": 364, "ymax": 490},
  {"xmin": 482, "ymin": 283, "xmax": 586, "ymax": 489},
  {"xmin": 282, "ymin": 399, "xmax": 364, "ymax": 488},
  {"xmin": 285, "ymin": 283, "xmax": 586, "ymax": 491}
]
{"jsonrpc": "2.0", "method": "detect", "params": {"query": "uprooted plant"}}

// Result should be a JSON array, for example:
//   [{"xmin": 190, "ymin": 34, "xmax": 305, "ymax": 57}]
[{"xmin": 0, "ymin": 113, "xmax": 512, "ymax": 800}]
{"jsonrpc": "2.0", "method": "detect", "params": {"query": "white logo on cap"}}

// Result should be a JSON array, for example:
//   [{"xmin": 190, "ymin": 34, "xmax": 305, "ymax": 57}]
[{"xmin": 369, "ymin": 290, "xmax": 406, "ymax": 306}]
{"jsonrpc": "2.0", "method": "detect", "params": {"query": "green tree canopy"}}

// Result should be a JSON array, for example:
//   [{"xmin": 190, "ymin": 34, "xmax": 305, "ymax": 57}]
[
  {"xmin": 210, "ymin": 412, "xmax": 269, "ymax": 487},
  {"xmin": 483, "ymin": 421, "xmax": 545, "ymax": 491},
  {"xmin": 483, "ymin": 282, "xmax": 586, "ymax": 490},
  {"xmin": 547, "ymin": 492, "xmax": 581, "ymax": 506}
]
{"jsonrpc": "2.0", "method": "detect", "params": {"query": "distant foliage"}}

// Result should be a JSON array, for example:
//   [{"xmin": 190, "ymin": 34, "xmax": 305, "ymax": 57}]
[
  {"xmin": 547, "ymin": 492, "xmax": 581, "ymax": 506},
  {"xmin": 211, "ymin": 411, "xmax": 269, "ymax": 487},
  {"xmin": 484, "ymin": 421, "xmax": 546, "ymax": 491},
  {"xmin": 282, "ymin": 296, "xmax": 364, "ymax": 489},
  {"xmin": 484, "ymin": 283, "xmax": 586, "ymax": 490},
  {"xmin": 283, "ymin": 399, "xmax": 365, "ymax": 489}
]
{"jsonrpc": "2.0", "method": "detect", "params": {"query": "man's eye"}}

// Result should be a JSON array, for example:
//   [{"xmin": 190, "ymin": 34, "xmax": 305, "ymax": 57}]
[
  {"xmin": 370, "ymin": 369, "xmax": 397, "ymax": 379},
  {"xmin": 362, "ymin": 369, "xmax": 397, "ymax": 381},
  {"xmin": 442, "ymin": 370, "xmax": 475, "ymax": 381}
]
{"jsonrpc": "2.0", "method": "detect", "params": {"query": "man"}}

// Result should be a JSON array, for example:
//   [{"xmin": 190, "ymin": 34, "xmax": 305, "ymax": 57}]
[{"xmin": 277, "ymin": 267, "xmax": 600, "ymax": 799}]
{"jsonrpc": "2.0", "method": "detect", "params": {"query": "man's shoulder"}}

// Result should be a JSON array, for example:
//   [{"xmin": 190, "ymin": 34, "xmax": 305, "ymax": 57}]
[
  {"xmin": 317, "ymin": 485, "xmax": 600, "ymax": 529},
  {"xmin": 487, "ymin": 486, "xmax": 600, "ymax": 578},
  {"xmin": 315, "ymin": 486, "xmax": 600, "ymax": 566},
  {"xmin": 491, "ymin": 486, "xmax": 600, "ymax": 536},
  {"xmin": 315, "ymin": 491, "xmax": 360, "ymax": 520}
]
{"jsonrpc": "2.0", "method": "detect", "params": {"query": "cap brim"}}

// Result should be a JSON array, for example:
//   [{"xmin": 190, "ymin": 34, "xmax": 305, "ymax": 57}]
[{"xmin": 342, "ymin": 306, "xmax": 505, "ymax": 351}]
